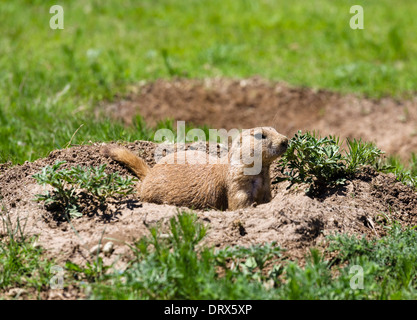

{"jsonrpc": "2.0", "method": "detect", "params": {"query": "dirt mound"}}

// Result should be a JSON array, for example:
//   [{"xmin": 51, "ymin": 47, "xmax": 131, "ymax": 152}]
[
  {"xmin": 1, "ymin": 141, "xmax": 417, "ymax": 280},
  {"xmin": 103, "ymin": 77, "xmax": 417, "ymax": 160}
]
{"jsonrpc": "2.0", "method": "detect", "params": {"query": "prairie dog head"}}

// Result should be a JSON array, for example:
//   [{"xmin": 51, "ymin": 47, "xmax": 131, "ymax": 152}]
[
  {"xmin": 256, "ymin": 127, "xmax": 289, "ymax": 164},
  {"xmin": 229, "ymin": 127, "xmax": 288, "ymax": 174}
]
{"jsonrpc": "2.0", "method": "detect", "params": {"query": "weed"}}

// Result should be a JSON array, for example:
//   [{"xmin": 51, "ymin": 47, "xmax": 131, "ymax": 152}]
[
  {"xmin": 65, "ymin": 259, "xmax": 109, "ymax": 283},
  {"xmin": 275, "ymin": 131, "xmax": 383, "ymax": 194},
  {"xmin": 32, "ymin": 161, "xmax": 137, "ymax": 219},
  {"xmin": 86, "ymin": 211, "xmax": 282, "ymax": 299},
  {"xmin": 325, "ymin": 223, "xmax": 417, "ymax": 299},
  {"xmin": 0, "ymin": 205, "xmax": 55, "ymax": 297},
  {"xmin": 345, "ymin": 138, "xmax": 384, "ymax": 175},
  {"xmin": 276, "ymin": 131, "xmax": 346, "ymax": 193},
  {"xmin": 380, "ymin": 155, "xmax": 417, "ymax": 189},
  {"xmin": 54, "ymin": 211, "xmax": 417, "ymax": 300}
]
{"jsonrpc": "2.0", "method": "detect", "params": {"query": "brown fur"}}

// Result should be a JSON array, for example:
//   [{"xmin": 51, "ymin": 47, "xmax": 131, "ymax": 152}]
[
  {"xmin": 101, "ymin": 146, "xmax": 150, "ymax": 180},
  {"xmin": 102, "ymin": 127, "xmax": 288, "ymax": 210}
]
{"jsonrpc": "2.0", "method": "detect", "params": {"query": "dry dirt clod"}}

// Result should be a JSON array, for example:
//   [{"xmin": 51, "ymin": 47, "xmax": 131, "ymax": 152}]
[
  {"xmin": 89, "ymin": 241, "xmax": 115, "ymax": 257},
  {"xmin": 102, "ymin": 241, "xmax": 114, "ymax": 256},
  {"xmin": 7, "ymin": 288, "xmax": 28, "ymax": 299},
  {"xmin": 89, "ymin": 244, "xmax": 100, "ymax": 256}
]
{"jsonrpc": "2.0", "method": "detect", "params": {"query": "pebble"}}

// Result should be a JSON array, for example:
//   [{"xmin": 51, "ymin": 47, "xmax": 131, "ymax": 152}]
[
  {"xmin": 8, "ymin": 288, "xmax": 27, "ymax": 298},
  {"xmin": 89, "ymin": 244, "xmax": 100, "ymax": 256},
  {"xmin": 90, "ymin": 241, "xmax": 114, "ymax": 256},
  {"xmin": 103, "ymin": 241, "xmax": 114, "ymax": 256}
]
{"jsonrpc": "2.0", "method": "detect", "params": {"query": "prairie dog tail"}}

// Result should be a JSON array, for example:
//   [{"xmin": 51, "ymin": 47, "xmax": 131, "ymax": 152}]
[{"xmin": 102, "ymin": 146, "xmax": 150, "ymax": 180}]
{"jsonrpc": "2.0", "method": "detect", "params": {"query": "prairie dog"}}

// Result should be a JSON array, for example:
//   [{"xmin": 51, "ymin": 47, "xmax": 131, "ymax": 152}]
[{"xmin": 102, "ymin": 127, "xmax": 288, "ymax": 210}]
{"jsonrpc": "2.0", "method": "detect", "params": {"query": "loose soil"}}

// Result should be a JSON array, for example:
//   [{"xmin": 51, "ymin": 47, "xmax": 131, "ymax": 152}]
[{"xmin": 2, "ymin": 78, "xmax": 417, "ymax": 299}]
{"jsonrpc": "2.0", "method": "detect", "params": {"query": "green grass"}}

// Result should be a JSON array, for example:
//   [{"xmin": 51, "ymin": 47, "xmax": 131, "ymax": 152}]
[
  {"xmin": 3, "ymin": 207, "xmax": 417, "ymax": 300},
  {"xmin": 2, "ymin": 0, "xmax": 417, "ymax": 164},
  {"xmin": 73, "ymin": 211, "xmax": 417, "ymax": 300},
  {"xmin": 0, "ymin": 206, "xmax": 55, "ymax": 298},
  {"xmin": 85, "ymin": 212, "xmax": 283, "ymax": 299},
  {"xmin": 380, "ymin": 154, "xmax": 417, "ymax": 189}
]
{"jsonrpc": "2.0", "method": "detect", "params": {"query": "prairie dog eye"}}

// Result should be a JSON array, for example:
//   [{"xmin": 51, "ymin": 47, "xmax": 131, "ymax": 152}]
[{"xmin": 254, "ymin": 133, "xmax": 267, "ymax": 140}]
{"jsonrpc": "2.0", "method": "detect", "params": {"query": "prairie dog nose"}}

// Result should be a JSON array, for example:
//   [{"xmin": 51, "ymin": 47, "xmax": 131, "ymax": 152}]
[{"xmin": 281, "ymin": 137, "xmax": 289, "ymax": 150}]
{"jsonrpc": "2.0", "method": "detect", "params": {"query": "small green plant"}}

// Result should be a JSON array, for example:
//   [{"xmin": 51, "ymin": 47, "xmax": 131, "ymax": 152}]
[
  {"xmin": 380, "ymin": 155, "xmax": 417, "ymax": 189},
  {"xmin": 86, "ymin": 211, "xmax": 283, "ymax": 299},
  {"xmin": 32, "ymin": 161, "xmax": 137, "ymax": 219},
  {"xmin": 276, "ymin": 131, "xmax": 346, "ymax": 193},
  {"xmin": 65, "ymin": 210, "xmax": 417, "ymax": 300},
  {"xmin": 345, "ymin": 138, "xmax": 384, "ymax": 175},
  {"xmin": 276, "ymin": 131, "xmax": 383, "ymax": 194},
  {"xmin": 324, "ymin": 223, "xmax": 417, "ymax": 299},
  {"xmin": 65, "ymin": 258, "xmax": 109, "ymax": 283},
  {"xmin": 0, "ymin": 206, "xmax": 55, "ymax": 297}
]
